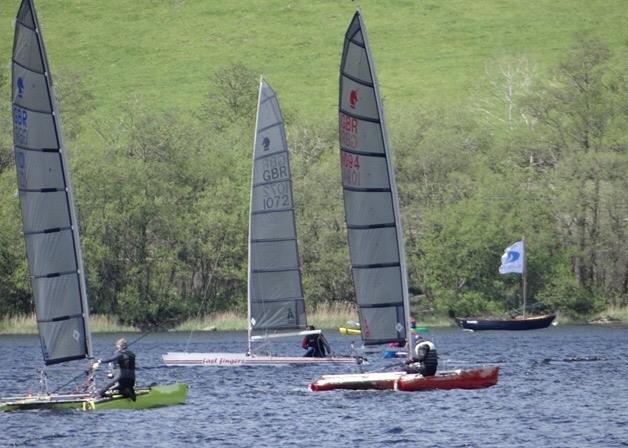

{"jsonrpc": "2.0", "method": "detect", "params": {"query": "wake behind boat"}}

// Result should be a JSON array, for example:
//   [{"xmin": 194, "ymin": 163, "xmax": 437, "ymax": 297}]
[
  {"xmin": 163, "ymin": 78, "xmax": 356, "ymax": 367},
  {"xmin": 2, "ymin": 0, "xmax": 187, "ymax": 411},
  {"xmin": 309, "ymin": 11, "xmax": 498, "ymax": 392}
]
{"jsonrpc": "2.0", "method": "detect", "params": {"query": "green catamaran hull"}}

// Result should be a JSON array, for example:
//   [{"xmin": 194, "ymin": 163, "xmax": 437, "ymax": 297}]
[{"xmin": 1, "ymin": 383, "xmax": 188, "ymax": 412}]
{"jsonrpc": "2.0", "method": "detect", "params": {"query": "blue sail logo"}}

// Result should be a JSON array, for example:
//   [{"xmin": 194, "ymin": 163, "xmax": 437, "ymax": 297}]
[
  {"xmin": 17, "ymin": 77, "xmax": 24, "ymax": 98},
  {"xmin": 262, "ymin": 136, "xmax": 270, "ymax": 151}
]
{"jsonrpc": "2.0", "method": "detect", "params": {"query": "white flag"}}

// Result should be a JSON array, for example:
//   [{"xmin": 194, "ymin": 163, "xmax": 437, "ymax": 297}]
[{"xmin": 499, "ymin": 241, "xmax": 524, "ymax": 274}]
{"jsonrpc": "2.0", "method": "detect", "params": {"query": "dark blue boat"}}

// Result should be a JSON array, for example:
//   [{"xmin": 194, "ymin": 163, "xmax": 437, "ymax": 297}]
[{"xmin": 455, "ymin": 314, "xmax": 556, "ymax": 331}]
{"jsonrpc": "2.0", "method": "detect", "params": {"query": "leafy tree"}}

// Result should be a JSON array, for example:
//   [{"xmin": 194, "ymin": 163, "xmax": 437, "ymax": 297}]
[
  {"xmin": 199, "ymin": 63, "xmax": 259, "ymax": 131},
  {"xmin": 521, "ymin": 34, "xmax": 628, "ymax": 302}
]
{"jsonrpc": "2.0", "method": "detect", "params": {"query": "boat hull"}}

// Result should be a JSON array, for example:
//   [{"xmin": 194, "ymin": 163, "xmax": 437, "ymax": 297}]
[
  {"xmin": 338, "ymin": 327, "xmax": 361, "ymax": 336},
  {"xmin": 455, "ymin": 314, "xmax": 556, "ymax": 331},
  {"xmin": 309, "ymin": 367, "xmax": 499, "ymax": 392},
  {"xmin": 0, "ymin": 383, "xmax": 188, "ymax": 412},
  {"xmin": 310, "ymin": 371, "xmax": 405, "ymax": 391},
  {"xmin": 397, "ymin": 366, "xmax": 499, "ymax": 391},
  {"xmin": 162, "ymin": 352, "xmax": 358, "ymax": 367}
]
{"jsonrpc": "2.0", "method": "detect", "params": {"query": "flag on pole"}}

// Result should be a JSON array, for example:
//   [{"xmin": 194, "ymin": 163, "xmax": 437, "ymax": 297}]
[{"xmin": 499, "ymin": 240, "xmax": 524, "ymax": 274}]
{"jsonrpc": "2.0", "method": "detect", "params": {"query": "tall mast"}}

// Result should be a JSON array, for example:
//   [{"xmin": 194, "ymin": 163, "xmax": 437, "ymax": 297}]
[{"xmin": 522, "ymin": 236, "xmax": 527, "ymax": 318}]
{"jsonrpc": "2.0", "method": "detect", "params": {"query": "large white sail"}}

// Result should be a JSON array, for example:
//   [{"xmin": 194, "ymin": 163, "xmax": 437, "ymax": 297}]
[
  {"xmin": 339, "ymin": 11, "xmax": 411, "ymax": 347},
  {"xmin": 248, "ymin": 78, "xmax": 307, "ymax": 339},
  {"xmin": 12, "ymin": 0, "xmax": 92, "ymax": 365}
]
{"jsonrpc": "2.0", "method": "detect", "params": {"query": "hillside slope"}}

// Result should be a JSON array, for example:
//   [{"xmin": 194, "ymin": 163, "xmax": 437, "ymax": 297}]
[{"xmin": 1, "ymin": 0, "xmax": 626, "ymax": 121}]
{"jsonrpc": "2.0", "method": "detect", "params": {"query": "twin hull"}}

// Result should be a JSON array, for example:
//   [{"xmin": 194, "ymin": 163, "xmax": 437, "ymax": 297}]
[
  {"xmin": 1, "ymin": 383, "xmax": 188, "ymax": 412},
  {"xmin": 162, "ymin": 352, "xmax": 358, "ymax": 367},
  {"xmin": 309, "ymin": 366, "xmax": 500, "ymax": 392}
]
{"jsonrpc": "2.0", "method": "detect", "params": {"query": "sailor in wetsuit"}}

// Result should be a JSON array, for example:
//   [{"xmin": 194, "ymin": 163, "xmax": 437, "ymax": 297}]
[
  {"xmin": 404, "ymin": 337, "xmax": 438, "ymax": 376},
  {"xmin": 93, "ymin": 338, "xmax": 136, "ymax": 400},
  {"xmin": 302, "ymin": 325, "xmax": 332, "ymax": 357}
]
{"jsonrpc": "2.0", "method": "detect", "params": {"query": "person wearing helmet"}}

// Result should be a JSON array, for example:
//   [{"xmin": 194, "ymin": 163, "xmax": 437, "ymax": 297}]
[
  {"xmin": 92, "ymin": 338, "xmax": 136, "ymax": 400},
  {"xmin": 404, "ymin": 336, "xmax": 438, "ymax": 376}
]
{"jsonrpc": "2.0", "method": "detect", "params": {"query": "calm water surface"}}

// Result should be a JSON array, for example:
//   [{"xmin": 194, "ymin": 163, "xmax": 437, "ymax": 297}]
[{"xmin": 0, "ymin": 325, "xmax": 626, "ymax": 447}]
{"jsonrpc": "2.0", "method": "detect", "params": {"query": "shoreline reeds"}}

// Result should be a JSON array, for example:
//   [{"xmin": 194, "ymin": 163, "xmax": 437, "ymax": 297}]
[{"xmin": 1, "ymin": 305, "xmax": 626, "ymax": 335}]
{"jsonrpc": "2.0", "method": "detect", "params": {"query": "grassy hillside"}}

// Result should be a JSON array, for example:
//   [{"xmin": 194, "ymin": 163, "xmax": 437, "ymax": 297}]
[{"xmin": 1, "ymin": 0, "xmax": 626, "ymax": 122}]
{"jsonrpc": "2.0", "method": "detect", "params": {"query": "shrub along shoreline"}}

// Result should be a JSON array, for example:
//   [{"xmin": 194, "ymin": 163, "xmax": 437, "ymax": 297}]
[{"xmin": 1, "ymin": 305, "xmax": 626, "ymax": 335}]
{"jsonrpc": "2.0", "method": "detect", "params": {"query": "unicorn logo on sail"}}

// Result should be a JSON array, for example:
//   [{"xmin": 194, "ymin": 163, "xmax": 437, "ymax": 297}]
[
  {"xmin": 262, "ymin": 136, "xmax": 270, "ymax": 151},
  {"xmin": 349, "ymin": 90, "xmax": 358, "ymax": 109},
  {"xmin": 17, "ymin": 77, "xmax": 24, "ymax": 98}
]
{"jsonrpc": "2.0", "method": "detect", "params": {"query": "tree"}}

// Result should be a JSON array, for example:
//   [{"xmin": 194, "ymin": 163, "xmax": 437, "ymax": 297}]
[
  {"xmin": 522, "ymin": 35, "xmax": 628, "ymax": 303},
  {"xmin": 199, "ymin": 63, "xmax": 259, "ymax": 131}
]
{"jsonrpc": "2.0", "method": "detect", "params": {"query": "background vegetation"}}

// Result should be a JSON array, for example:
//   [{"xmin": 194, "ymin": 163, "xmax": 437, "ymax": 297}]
[{"xmin": 0, "ymin": 0, "xmax": 626, "ymax": 329}]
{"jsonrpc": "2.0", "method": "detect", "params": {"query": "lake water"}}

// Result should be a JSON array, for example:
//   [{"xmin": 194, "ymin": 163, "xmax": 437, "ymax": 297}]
[{"xmin": 0, "ymin": 325, "xmax": 626, "ymax": 447}]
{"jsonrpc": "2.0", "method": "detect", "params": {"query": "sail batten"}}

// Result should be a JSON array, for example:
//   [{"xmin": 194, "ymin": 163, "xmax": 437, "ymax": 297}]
[
  {"xmin": 248, "ymin": 78, "xmax": 307, "ymax": 341},
  {"xmin": 12, "ymin": 0, "xmax": 92, "ymax": 365},
  {"xmin": 340, "ymin": 71, "xmax": 374, "ymax": 88},
  {"xmin": 339, "ymin": 11, "xmax": 411, "ymax": 348}
]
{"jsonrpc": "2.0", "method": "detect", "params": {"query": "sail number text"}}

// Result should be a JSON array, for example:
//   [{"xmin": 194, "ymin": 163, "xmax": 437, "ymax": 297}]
[
  {"xmin": 261, "ymin": 153, "xmax": 289, "ymax": 182},
  {"xmin": 262, "ymin": 181, "xmax": 291, "ymax": 210},
  {"xmin": 341, "ymin": 152, "xmax": 360, "ymax": 186},
  {"xmin": 340, "ymin": 113, "xmax": 358, "ymax": 149},
  {"xmin": 13, "ymin": 105, "xmax": 28, "ymax": 145}
]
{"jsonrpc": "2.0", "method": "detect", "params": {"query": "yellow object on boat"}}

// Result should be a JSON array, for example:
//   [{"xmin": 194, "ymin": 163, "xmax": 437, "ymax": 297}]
[{"xmin": 338, "ymin": 327, "xmax": 361, "ymax": 336}]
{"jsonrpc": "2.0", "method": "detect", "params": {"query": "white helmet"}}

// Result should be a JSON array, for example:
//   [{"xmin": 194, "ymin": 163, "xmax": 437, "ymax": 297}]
[{"xmin": 414, "ymin": 340, "xmax": 433, "ymax": 357}]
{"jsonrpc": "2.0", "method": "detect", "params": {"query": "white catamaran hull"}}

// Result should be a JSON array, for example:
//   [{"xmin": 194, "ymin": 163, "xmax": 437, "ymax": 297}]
[{"xmin": 162, "ymin": 352, "xmax": 358, "ymax": 367}]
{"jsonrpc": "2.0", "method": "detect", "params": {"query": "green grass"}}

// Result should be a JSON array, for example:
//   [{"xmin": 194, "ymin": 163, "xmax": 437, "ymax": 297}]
[
  {"xmin": 1, "ymin": 0, "xmax": 626, "ymax": 123},
  {"xmin": 0, "ymin": 314, "xmax": 136, "ymax": 334},
  {"xmin": 4, "ymin": 305, "xmax": 625, "ymax": 335}
]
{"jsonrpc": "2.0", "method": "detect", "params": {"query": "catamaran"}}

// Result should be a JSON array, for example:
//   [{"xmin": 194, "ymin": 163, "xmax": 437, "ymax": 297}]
[
  {"xmin": 1, "ymin": 0, "xmax": 187, "ymax": 411},
  {"xmin": 162, "ymin": 78, "xmax": 356, "ymax": 367},
  {"xmin": 310, "ymin": 11, "xmax": 499, "ymax": 392}
]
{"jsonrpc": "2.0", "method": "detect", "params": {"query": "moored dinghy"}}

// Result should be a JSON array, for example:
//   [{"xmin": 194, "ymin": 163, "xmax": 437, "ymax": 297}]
[
  {"xmin": 455, "ymin": 239, "xmax": 556, "ymax": 331},
  {"xmin": 162, "ymin": 78, "xmax": 356, "ymax": 367},
  {"xmin": 310, "ymin": 11, "xmax": 498, "ymax": 392},
  {"xmin": 1, "ymin": 0, "xmax": 187, "ymax": 411}
]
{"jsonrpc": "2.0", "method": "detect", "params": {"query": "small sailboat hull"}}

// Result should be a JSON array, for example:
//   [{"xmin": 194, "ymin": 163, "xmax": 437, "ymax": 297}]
[
  {"xmin": 455, "ymin": 314, "xmax": 556, "ymax": 331},
  {"xmin": 309, "ymin": 367, "xmax": 499, "ymax": 392},
  {"xmin": 162, "ymin": 352, "xmax": 358, "ymax": 367},
  {"xmin": 396, "ymin": 366, "xmax": 499, "ymax": 391},
  {"xmin": 0, "ymin": 383, "xmax": 188, "ymax": 412},
  {"xmin": 338, "ymin": 327, "xmax": 361, "ymax": 336},
  {"xmin": 309, "ymin": 371, "xmax": 405, "ymax": 391}
]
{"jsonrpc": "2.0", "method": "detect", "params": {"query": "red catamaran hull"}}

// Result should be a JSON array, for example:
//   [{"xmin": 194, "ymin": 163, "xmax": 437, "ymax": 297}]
[
  {"xmin": 310, "ymin": 367, "xmax": 499, "ymax": 392},
  {"xmin": 397, "ymin": 366, "xmax": 499, "ymax": 391}
]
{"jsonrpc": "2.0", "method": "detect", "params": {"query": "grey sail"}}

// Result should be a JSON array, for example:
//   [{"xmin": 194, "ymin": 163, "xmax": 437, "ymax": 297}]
[
  {"xmin": 248, "ymin": 78, "xmax": 306, "ymax": 337},
  {"xmin": 12, "ymin": 0, "xmax": 92, "ymax": 365},
  {"xmin": 339, "ymin": 11, "xmax": 411, "ymax": 346}
]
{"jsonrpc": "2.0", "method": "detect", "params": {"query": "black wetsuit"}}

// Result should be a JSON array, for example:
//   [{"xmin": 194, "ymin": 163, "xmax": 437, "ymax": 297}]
[
  {"xmin": 302, "ymin": 333, "xmax": 330, "ymax": 358},
  {"xmin": 405, "ymin": 341, "xmax": 438, "ymax": 376},
  {"xmin": 98, "ymin": 349, "xmax": 136, "ymax": 399}
]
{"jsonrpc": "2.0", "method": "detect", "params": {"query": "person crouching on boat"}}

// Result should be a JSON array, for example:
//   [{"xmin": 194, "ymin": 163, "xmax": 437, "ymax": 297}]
[
  {"xmin": 404, "ymin": 336, "xmax": 438, "ymax": 376},
  {"xmin": 92, "ymin": 338, "xmax": 136, "ymax": 400},
  {"xmin": 302, "ymin": 325, "xmax": 332, "ymax": 357}
]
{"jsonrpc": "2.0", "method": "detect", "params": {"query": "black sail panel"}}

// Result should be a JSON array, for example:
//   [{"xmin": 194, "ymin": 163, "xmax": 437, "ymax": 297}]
[{"xmin": 11, "ymin": 0, "xmax": 92, "ymax": 365}]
